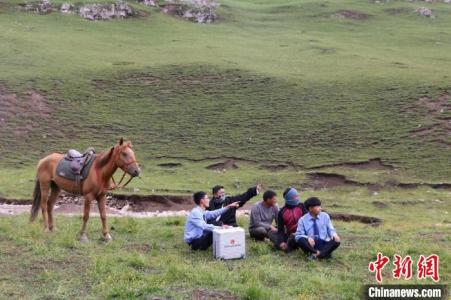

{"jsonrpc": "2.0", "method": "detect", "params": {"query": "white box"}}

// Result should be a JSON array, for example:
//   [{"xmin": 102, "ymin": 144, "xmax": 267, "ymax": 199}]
[{"xmin": 213, "ymin": 227, "xmax": 246, "ymax": 260}]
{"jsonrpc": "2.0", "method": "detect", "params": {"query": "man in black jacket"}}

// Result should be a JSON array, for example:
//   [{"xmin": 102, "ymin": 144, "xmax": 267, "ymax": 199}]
[{"xmin": 207, "ymin": 183, "xmax": 261, "ymax": 226}]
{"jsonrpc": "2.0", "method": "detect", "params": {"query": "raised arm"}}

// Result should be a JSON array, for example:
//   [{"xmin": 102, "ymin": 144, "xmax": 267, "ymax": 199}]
[{"xmin": 227, "ymin": 184, "xmax": 260, "ymax": 207}]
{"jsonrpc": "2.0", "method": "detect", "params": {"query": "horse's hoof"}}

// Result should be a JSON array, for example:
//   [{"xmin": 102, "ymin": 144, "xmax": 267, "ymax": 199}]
[
  {"xmin": 44, "ymin": 228, "xmax": 51, "ymax": 233},
  {"xmin": 49, "ymin": 227, "xmax": 57, "ymax": 232},
  {"xmin": 79, "ymin": 234, "xmax": 89, "ymax": 243},
  {"xmin": 103, "ymin": 233, "xmax": 113, "ymax": 242}
]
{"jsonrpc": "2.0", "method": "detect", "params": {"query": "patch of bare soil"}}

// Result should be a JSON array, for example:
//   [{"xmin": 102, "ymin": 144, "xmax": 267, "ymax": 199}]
[
  {"xmin": 260, "ymin": 163, "xmax": 293, "ymax": 171},
  {"xmin": 157, "ymin": 162, "xmax": 183, "ymax": 168},
  {"xmin": 0, "ymin": 85, "xmax": 54, "ymax": 139},
  {"xmin": 192, "ymin": 289, "xmax": 237, "ymax": 300},
  {"xmin": 206, "ymin": 159, "xmax": 239, "ymax": 171},
  {"xmin": 110, "ymin": 194, "xmax": 194, "ymax": 211},
  {"xmin": 305, "ymin": 172, "xmax": 380, "ymax": 190},
  {"xmin": 331, "ymin": 10, "xmax": 370, "ymax": 20},
  {"xmin": 410, "ymin": 93, "xmax": 451, "ymax": 144},
  {"xmin": 372, "ymin": 201, "xmax": 388, "ymax": 209},
  {"xmin": 306, "ymin": 172, "xmax": 451, "ymax": 191},
  {"xmin": 312, "ymin": 158, "xmax": 394, "ymax": 170},
  {"xmin": 329, "ymin": 213, "xmax": 382, "ymax": 226}
]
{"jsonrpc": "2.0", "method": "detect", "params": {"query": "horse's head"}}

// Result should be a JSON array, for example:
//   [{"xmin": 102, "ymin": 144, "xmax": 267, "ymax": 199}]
[{"xmin": 114, "ymin": 138, "xmax": 141, "ymax": 177}]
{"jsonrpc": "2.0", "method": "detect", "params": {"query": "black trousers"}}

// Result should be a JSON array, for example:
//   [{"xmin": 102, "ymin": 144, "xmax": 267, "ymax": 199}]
[
  {"xmin": 269, "ymin": 232, "xmax": 299, "ymax": 252},
  {"xmin": 296, "ymin": 237, "xmax": 340, "ymax": 258},
  {"xmin": 189, "ymin": 231, "xmax": 213, "ymax": 251}
]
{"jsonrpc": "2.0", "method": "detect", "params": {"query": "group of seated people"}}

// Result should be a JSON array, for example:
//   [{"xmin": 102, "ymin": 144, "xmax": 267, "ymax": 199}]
[{"xmin": 183, "ymin": 185, "xmax": 340, "ymax": 260}]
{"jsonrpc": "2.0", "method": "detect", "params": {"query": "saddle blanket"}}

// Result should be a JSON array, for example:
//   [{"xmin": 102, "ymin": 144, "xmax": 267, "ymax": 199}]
[{"xmin": 55, "ymin": 154, "xmax": 97, "ymax": 182}]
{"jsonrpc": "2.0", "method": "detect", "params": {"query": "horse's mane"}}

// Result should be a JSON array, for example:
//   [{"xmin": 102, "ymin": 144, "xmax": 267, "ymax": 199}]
[{"xmin": 96, "ymin": 146, "xmax": 115, "ymax": 169}]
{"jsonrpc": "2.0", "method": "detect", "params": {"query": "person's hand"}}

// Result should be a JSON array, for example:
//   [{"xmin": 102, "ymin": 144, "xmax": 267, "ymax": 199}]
[
  {"xmin": 270, "ymin": 225, "xmax": 277, "ymax": 232},
  {"xmin": 222, "ymin": 224, "xmax": 230, "ymax": 229},
  {"xmin": 308, "ymin": 237, "xmax": 315, "ymax": 247},
  {"xmin": 256, "ymin": 183, "xmax": 262, "ymax": 194},
  {"xmin": 332, "ymin": 234, "xmax": 340, "ymax": 242},
  {"xmin": 226, "ymin": 202, "xmax": 240, "ymax": 209},
  {"xmin": 280, "ymin": 242, "xmax": 288, "ymax": 251}
]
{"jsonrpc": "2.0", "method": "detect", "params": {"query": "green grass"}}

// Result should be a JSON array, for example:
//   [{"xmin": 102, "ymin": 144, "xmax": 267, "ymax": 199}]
[
  {"xmin": 0, "ymin": 187, "xmax": 450, "ymax": 299},
  {"xmin": 0, "ymin": 0, "xmax": 450, "ymax": 298},
  {"xmin": 0, "ymin": 0, "xmax": 450, "ymax": 191}
]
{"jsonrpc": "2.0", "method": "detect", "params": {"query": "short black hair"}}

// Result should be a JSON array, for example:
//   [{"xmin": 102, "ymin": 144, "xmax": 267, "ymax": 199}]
[
  {"xmin": 212, "ymin": 185, "xmax": 224, "ymax": 195},
  {"xmin": 263, "ymin": 190, "xmax": 277, "ymax": 201},
  {"xmin": 304, "ymin": 197, "xmax": 321, "ymax": 210},
  {"xmin": 193, "ymin": 191, "xmax": 207, "ymax": 205},
  {"xmin": 283, "ymin": 187, "xmax": 292, "ymax": 198}
]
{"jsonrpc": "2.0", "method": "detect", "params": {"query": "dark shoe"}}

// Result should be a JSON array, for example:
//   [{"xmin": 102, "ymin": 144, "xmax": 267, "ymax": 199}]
[{"xmin": 307, "ymin": 254, "xmax": 317, "ymax": 261}]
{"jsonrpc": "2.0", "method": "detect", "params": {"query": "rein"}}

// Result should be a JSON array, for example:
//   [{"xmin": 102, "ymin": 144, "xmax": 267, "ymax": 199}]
[
  {"xmin": 109, "ymin": 169, "xmax": 134, "ymax": 190},
  {"xmin": 95, "ymin": 148, "xmax": 137, "ymax": 193},
  {"xmin": 108, "ymin": 158, "xmax": 137, "ymax": 190}
]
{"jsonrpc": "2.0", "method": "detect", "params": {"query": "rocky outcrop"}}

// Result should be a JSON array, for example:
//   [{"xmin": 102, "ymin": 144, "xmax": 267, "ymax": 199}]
[
  {"xmin": 79, "ymin": 2, "xmax": 135, "ymax": 20},
  {"xmin": 160, "ymin": 0, "xmax": 219, "ymax": 23},
  {"xmin": 21, "ymin": 0, "xmax": 54, "ymax": 14},
  {"xmin": 60, "ymin": 3, "xmax": 74, "ymax": 13},
  {"xmin": 415, "ymin": 7, "xmax": 434, "ymax": 17}
]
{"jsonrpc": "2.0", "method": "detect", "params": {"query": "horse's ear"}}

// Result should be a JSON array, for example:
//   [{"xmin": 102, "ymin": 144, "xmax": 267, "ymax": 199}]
[
  {"xmin": 119, "ymin": 137, "xmax": 124, "ymax": 145},
  {"xmin": 126, "ymin": 141, "xmax": 133, "ymax": 148}
]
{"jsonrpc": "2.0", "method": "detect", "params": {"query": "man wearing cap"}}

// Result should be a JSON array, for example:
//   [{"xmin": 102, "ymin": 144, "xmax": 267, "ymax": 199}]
[
  {"xmin": 294, "ymin": 197, "xmax": 341, "ymax": 260},
  {"xmin": 269, "ymin": 187, "xmax": 307, "ymax": 252}
]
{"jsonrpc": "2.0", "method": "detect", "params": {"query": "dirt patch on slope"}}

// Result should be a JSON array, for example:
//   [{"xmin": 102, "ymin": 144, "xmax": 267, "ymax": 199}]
[
  {"xmin": 305, "ymin": 172, "xmax": 377, "ymax": 190},
  {"xmin": 0, "ymin": 85, "xmax": 52, "ymax": 121},
  {"xmin": 157, "ymin": 162, "xmax": 183, "ymax": 168},
  {"xmin": 331, "ymin": 10, "xmax": 370, "ymax": 20},
  {"xmin": 410, "ymin": 93, "xmax": 451, "ymax": 145},
  {"xmin": 206, "ymin": 159, "xmax": 239, "ymax": 171},
  {"xmin": 192, "ymin": 289, "xmax": 237, "ymax": 300},
  {"xmin": 260, "ymin": 163, "xmax": 293, "ymax": 171},
  {"xmin": 306, "ymin": 172, "xmax": 451, "ymax": 190},
  {"xmin": 312, "ymin": 158, "xmax": 394, "ymax": 170},
  {"xmin": 329, "ymin": 213, "xmax": 382, "ymax": 226}
]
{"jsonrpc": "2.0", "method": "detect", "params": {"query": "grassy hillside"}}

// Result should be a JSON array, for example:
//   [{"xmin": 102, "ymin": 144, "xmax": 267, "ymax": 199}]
[
  {"xmin": 0, "ymin": 1, "xmax": 450, "ymax": 298},
  {"xmin": 1, "ymin": 0, "xmax": 450, "ymax": 199}
]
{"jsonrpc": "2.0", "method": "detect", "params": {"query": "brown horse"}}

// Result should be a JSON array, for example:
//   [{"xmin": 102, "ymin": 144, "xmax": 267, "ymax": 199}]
[{"xmin": 30, "ymin": 138, "xmax": 141, "ymax": 242}]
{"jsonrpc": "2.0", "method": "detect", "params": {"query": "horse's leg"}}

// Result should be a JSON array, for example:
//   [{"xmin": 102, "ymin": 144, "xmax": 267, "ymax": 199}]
[
  {"xmin": 79, "ymin": 194, "xmax": 94, "ymax": 242},
  {"xmin": 47, "ymin": 184, "xmax": 61, "ymax": 232},
  {"xmin": 39, "ymin": 181, "xmax": 51, "ymax": 232},
  {"xmin": 97, "ymin": 194, "xmax": 112, "ymax": 242}
]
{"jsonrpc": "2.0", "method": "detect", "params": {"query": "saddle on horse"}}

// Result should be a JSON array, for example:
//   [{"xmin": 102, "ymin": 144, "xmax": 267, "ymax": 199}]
[{"xmin": 56, "ymin": 147, "xmax": 97, "ymax": 189}]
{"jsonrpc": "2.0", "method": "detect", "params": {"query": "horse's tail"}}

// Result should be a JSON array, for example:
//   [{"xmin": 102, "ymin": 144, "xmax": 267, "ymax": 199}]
[{"xmin": 30, "ymin": 179, "xmax": 41, "ymax": 222}]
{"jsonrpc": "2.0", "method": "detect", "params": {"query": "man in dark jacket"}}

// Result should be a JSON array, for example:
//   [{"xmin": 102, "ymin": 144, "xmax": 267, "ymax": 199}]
[
  {"xmin": 207, "ymin": 183, "xmax": 261, "ymax": 226},
  {"xmin": 269, "ymin": 187, "xmax": 307, "ymax": 252}
]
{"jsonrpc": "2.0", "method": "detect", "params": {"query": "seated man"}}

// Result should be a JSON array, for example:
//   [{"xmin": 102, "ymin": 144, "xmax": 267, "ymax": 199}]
[
  {"xmin": 184, "ymin": 191, "xmax": 239, "ymax": 250},
  {"xmin": 270, "ymin": 187, "xmax": 307, "ymax": 252},
  {"xmin": 248, "ymin": 190, "xmax": 279, "ymax": 240},
  {"xmin": 294, "ymin": 197, "xmax": 341, "ymax": 260},
  {"xmin": 207, "ymin": 184, "xmax": 261, "ymax": 227}
]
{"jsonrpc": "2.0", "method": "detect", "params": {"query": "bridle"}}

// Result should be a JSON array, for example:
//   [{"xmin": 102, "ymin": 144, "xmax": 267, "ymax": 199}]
[{"xmin": 96, "ymin": 145, "xmax": 139, "ymax": 191}]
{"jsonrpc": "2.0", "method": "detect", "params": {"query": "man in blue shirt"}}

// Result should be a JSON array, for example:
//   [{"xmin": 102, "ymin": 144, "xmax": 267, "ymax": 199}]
[
  {"xmin": 294, "ymin": 197, "xmax": 341, "ymax": 260},
  {"xmin": 184, "ymin": 191, "xmax": 239, "ymax": 250}
]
